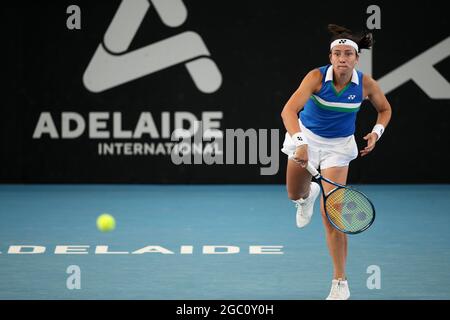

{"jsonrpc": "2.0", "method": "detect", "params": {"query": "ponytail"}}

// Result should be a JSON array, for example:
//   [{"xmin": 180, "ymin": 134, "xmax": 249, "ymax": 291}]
[{"xmin": 328, "ymin": 24, "xmax": 374, "ymax": 52}]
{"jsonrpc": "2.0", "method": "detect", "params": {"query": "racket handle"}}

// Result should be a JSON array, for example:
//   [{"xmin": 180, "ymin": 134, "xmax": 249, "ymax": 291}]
[{"xmin": 306, "ymin": 162, "xmax": 320, "ymax": 178}]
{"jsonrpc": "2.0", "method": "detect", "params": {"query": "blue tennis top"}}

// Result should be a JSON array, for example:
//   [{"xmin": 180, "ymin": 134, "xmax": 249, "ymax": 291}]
[{"xmin": 299, "ymin": 64, "xmax": 364, "ymax": 138}]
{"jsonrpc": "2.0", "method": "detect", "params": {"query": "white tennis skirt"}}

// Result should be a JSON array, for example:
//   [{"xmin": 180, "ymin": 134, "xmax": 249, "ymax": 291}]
[{"xmin": 281, "ymin": 119, "xmax": 358, "ymax": 170}]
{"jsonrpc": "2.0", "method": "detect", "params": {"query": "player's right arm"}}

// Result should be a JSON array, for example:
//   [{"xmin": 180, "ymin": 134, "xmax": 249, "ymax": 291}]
[
  {"xmin": 281, "ymin": 69, "xmax": 322, "ymax": 135},
  {"xmin": 281, "ymin": 69, "xmax": 322, "ymax": 166}
]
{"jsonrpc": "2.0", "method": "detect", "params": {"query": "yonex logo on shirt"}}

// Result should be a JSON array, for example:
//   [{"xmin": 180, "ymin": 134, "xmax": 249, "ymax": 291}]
[{"xmin": 348, "ymin": 95, "xmax": 356, "ymax": 100}]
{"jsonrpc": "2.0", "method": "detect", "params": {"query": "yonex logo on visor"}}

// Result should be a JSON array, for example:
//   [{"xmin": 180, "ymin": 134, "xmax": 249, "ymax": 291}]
[{"xmin": 330, "ymin": 38, "xmax": 359, "ymax": 52}]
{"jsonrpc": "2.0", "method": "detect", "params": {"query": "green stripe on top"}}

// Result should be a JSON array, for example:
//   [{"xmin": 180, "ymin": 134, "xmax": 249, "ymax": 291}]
[
  {"xmin": 311, "ymin": 95, "xmax": 360, "ymax": 113},
  {"xmin": 332, "ymin": 82, "xmax": 352, "ymax": 97}
]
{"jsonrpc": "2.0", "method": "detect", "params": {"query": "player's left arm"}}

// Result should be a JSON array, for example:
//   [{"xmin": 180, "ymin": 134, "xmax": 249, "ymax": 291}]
[{"xmin": 360, "ymin": 75, "xmax": 392, "ymax": 157}]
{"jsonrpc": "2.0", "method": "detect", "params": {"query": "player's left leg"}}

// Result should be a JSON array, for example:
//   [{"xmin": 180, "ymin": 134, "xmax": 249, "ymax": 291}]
[{"xmin": 320, "ymin": 165, "xmax": 351, "ymax": 300}]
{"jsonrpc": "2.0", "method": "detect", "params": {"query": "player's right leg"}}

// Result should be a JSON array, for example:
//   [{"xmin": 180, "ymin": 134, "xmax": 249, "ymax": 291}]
[{"xmin": 286, "ymin": 159, "xmax": 320, "ymax": 228}]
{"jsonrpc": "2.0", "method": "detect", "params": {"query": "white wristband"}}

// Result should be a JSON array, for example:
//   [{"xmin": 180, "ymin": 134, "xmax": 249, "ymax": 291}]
[
  {"xmin": 291, "ymin": 132, "xmax": 308, "ymax": 147},
  {"xmin": 371, "ymin": 124, "xmax": 385, "ymax": 141}
]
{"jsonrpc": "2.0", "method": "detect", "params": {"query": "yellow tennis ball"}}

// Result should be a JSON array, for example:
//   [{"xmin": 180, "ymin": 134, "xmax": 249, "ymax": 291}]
[{"xmin": 96, "ymin": 213, "xmax": 116, "ymax": 232}]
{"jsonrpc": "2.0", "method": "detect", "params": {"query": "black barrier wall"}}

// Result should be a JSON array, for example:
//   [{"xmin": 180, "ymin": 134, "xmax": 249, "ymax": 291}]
[{"xmin": 2, "ymin": 0, "xmax": 450, "ymax": 183}]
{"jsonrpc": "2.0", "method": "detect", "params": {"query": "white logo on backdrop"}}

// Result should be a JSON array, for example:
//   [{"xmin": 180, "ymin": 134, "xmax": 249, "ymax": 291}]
[
  {"xmin": 83, "ymin": 0, "xmax": 222, "ymax": 93},
  {"xmin": 358, "ymin": 37, "xmax": 450, "ymax": 99}
]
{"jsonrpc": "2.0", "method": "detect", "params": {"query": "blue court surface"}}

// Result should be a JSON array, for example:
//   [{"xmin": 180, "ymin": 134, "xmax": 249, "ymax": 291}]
[{"xmin": 0, "ymin": 184, "xmax": 449, "ymax": 300}]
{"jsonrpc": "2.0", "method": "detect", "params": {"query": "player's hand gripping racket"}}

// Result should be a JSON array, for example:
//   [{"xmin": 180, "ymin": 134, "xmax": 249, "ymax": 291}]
[{"xmin": 306, "ymin": 162, "xmax": 375, "ymax": 234}]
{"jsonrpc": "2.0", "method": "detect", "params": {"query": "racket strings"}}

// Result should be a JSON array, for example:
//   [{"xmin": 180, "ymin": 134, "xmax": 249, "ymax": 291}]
[{"xmin": 325, "ymin": 187, "xmax": 374, "ymax": 233}]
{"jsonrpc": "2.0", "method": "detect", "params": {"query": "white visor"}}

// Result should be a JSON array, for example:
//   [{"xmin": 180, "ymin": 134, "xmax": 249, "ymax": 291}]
[{"xmin": 330, "ymin": 38, "xmax": 359, "ymax": 52}]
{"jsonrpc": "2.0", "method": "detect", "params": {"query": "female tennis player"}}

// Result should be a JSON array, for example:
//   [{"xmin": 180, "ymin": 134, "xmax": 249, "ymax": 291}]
[{"xmin": 280, "ymin": 24, "xmax": 392, "ymax": 300}]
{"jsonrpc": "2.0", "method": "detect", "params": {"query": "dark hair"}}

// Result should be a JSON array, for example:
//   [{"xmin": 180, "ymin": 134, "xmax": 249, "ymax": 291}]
[{"xmin": 328, "ymin": 24, "xmax": 373, "ymax": 53}]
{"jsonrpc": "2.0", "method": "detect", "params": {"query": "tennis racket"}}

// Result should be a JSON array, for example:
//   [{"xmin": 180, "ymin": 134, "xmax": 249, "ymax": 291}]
[{"xmin": 306, "ymin": 162, "xmax": 375, "ymax": 234}]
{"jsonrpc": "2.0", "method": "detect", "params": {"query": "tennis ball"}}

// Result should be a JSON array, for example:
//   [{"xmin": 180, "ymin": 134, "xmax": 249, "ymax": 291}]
[{"xmin": 96, "ymin": 213, "xmax": 116, "ymax": 232}]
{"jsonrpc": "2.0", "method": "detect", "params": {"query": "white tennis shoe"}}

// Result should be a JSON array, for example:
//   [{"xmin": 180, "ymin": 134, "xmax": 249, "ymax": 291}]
[
  {"xmin": 326, "ymin": 279, "xmax": 351, "ymax": 300},
  {"xmin": 292, "ymin": 182, "xmax": 320, "ymax": 228}
]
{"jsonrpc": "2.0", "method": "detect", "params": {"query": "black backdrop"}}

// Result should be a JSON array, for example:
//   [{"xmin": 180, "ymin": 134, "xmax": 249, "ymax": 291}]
[{"xmin": 2, "ymin": 0, "xmax": 449, "ymax": 183}]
